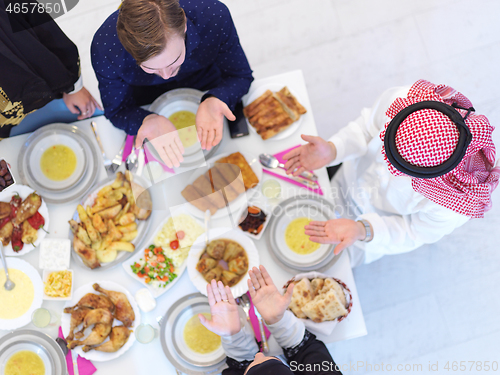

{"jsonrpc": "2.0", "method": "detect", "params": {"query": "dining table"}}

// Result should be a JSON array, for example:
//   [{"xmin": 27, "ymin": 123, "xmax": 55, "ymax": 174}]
[{"xmin": 0, "ymin": 70, "xmax": 367, "ymax": 374}]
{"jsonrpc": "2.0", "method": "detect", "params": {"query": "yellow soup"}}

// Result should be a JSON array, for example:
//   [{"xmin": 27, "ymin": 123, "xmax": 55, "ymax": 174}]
[
  {"xmin": 40, "ymin": 144, "xmax": 77, "ymax": 181},
  {"xmin": 183, "ymin": 313, "xmax": 221, "ymax": 354},
  {"xmin": 5, "ymin": 350, "xmax": 45, "ymax": 375},
  {"xmin": 285, "ymin": 217, "xmax": 321, "ymax": 255},
  {"xmin": 168, "ymin": 110, "xmax": 198, "ymax": 148},
  {"xmin": 0, "ymin": 269, "xmax": 34, "ymax": 319}
]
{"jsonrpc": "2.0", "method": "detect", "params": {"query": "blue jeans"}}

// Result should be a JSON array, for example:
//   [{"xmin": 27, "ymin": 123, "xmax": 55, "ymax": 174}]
[{"xmin": 9, "ymin": 98, "xmax": 104, "ymax": 136}]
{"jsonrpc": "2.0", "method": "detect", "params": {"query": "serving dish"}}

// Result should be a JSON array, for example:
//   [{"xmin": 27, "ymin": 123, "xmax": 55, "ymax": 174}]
[
  {"xmin": 187, "ymin": 227, "xmax": 260, "ymax": 298},
  {"xmin": 42, "ymin": 269, "xmax": 74, "ymax": 301},
  {"xmin": 17, "ymin": 123, "xmax": 100, "ymax": 204},
  {"xmin": 242, "ymin": 82, "xmax": 306, "ymax": 141},
  {"xmin": 69, "ymin": 174, "xmax": 152, "ymax": 271},
  {"xmin": 123, "ymin": 208, "xmax": 204, "ymax": 298},
  {"xmin": 184, "ymin": 151, "xmax": 262, "ymax": 221},
  {"xmin": 60, "ymin": 280, "xmax": 140, "ymax": 362},
  {"xmin": 0, "ymin": 185, "xmax": 49, "ymax": 257}
]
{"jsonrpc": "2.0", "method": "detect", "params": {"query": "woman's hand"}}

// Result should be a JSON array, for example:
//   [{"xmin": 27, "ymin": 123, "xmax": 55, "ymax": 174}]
[
  {"xmin": 248, "ymin": 265, "xmax": 294, "ymax": 325},
  {"xmin": 62, "ymin": 87, "xmax": 102, "ymax": 120},
  {"xmin": 196, "ymin": 97, "xmax": 235, "ymax": 150},
  {"xmin": 283, "ymin": 134, "xmax": 336, "ymax": 176},
  {"xmin": 199, "ymin": 280, "xmax": 241, "ymax": 337},
  {"xmin": 136, "ymin": 114, "xmax": 184, "ymax": 168},
  {"xmin": 305, "ymin": 219, "xmax": 367, "ymax": 255}
]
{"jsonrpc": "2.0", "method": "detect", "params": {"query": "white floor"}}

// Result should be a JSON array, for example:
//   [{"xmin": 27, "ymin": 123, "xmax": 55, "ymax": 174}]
[{"xmin": 56, "ymin": 1, "xmax": 500, "ymax": 374}]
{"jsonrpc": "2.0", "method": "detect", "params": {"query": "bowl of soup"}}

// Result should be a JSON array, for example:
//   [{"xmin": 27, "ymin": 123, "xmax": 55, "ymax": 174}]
[{"xmin": 29, "ymin": 133, "xmax": 85, "ymax": 191}]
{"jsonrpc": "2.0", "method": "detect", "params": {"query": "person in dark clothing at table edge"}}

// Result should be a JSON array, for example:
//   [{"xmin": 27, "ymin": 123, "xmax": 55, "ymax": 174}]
[
  {"xmin": 91, "ymin": 0, "xmax": 254, "ymax": 167},
  {"xmin": 201, "ymin": 265, "xmax": 342, "ymax": 375}
]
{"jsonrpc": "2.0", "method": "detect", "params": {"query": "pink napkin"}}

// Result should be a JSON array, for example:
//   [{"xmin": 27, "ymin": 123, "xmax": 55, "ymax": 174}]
[
  {"xmin": 58, "ymin": 327, "xmax": 97, "ymax": 375},
  {"xmin": 123, "ymin": 135, "xmax": 175, "ymax": 173},
  {"xmin": 246, "ymin": 292, "xmax": 271, "ymax": 350},
  {"xmin": 263, "ymin": 145, "xmax": 323, "ymax": 195}
]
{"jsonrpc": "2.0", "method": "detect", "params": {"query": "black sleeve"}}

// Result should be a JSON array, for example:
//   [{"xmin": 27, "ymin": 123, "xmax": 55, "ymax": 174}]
[
  {"xmin": 221, "ymin": 357, "xmax": 252, "ymax": 375},
  {"xmin": 283, "ymin": 331, "xmax": 343, "ymax": 375}
]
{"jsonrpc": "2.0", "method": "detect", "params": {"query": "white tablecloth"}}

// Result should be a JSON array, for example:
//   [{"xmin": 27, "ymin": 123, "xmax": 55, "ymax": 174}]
[{"xmin": 0, "ymin": 70, "xmax": 366, "ymax": 374}]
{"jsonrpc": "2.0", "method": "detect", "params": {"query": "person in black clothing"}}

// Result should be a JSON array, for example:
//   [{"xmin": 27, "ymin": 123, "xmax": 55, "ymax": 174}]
[{"xmin": 199, "ymin": 265, "xmax": 343, "ymax": 375}]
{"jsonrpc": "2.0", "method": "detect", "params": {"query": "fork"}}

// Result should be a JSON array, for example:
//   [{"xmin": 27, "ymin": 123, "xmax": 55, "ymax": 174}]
[
  {"xmin": 109, "ymin": 136, "xmax": 127, "ymax": 174},
  {"xmin": 90, "ymin": 121, "xmax": 115, "ymax": 177}
]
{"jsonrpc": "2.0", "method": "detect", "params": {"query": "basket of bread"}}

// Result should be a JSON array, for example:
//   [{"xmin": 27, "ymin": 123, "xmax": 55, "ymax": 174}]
[{"xmin": 284, "ymin": 271, "xmax": 352, "ymax": 336}]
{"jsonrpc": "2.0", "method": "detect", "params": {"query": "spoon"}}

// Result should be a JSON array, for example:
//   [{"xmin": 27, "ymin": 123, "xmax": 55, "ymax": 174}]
[
  {"xmin": 0, "ymin": 242, "xmax": 15, "ymax": 291},
  {"xmin": 56, "ymin": 337, "xmax": 79, "ymax": 375},
  {"xmin": 259, "ymin": 153, "xmax": 318, "ymax": 181}
]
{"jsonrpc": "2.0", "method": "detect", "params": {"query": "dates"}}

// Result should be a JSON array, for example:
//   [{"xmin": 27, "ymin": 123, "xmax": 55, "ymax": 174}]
[
  {"xmin": 0, "ymin": 160, "xmax": 15, "ymax": 192},
  {"xmin": 239, "ymin": 206, "xmax": 267, "ymax": 236}
]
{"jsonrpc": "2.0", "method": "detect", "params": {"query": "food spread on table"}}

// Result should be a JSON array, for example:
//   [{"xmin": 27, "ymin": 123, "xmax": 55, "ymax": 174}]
[
  {"xmin": 196, "ymin": 239, "xmax": 248, "ymax": 287},
  {"xmin": 63, "ymin": 283, "xmax": 134, "ymax": 353},
  {"xmin": 0, "ymin": 269, "xmax": 34, "ymax": 320},
  {"xmin": 0, "ymin": 192, "xmax": 45, "ymax": 251},
  {"xmin": 4, "ymin": 350, "xmax": 45, "ymax": 375},
  {"xmin": 44, "ymin": 270, "xmax": 72, "ymax": 298},
  {"xmin": 285, "ymin": 217, "xmax": 320, "ymax": 254},
  {"xmin": 243, "ymin": 86, "xmax": 307, "ymax": 140},
  {"xmin": 0, "ymin": 159, "xmax": 15, "ymax": 192},
  {"xmin": 289, "ymin": 278, "xmax": 348, "ymax": 322},
  {"xmin": 238, "ymin": 205, "xmax": 267, "ymax": 236},
  {"xmin": 168, "ymin": 110, "xmax": 198, "ymax": 148},
  {"xmin": 69, "ymin": 171, "xmax": 151, "ymax": 269},
  {"xmin": 40, "ymin": 144, "xmax": 77, "ymax": 181},
  {"xmin": 183, "ymin": 313, "xmax": 221, "ymax": 354},
  {"xmin": 181, "ymin": 152, "xmax": 259, "ymax": 215}
]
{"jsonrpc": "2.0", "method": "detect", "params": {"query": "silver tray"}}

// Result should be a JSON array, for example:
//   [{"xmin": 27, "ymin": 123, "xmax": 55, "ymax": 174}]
[
  {"xmin": 0, "ymin": 330, "xmax": 67, "ymax": 375},
  {"xmin": 69, "ymin": 174, "xmax": 153, "ymax": 271},
  {"xmin": 160, "ymin": 293, "xmax": 227, "ymax": 375},
  {"xmin": 17, "ymin": 123, "xmax": 100, "ymax": 204},
  {"xmin": 267, "ymin": 195, "xmax": 341, "ymax": 273},
  {"xmin": 149, "ymin": 88, "xmax": 225, "ymax": 168}
]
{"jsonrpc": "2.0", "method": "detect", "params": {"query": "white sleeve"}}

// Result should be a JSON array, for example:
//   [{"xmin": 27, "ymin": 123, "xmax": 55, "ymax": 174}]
[
  {"xmin": 220, "ymin": 322, "xmax": 259, "ymax": 361},
  {"xmin": 328, "ymin": 86, "xmax": 409, "ymax": 165},
  {"xmin": 266, "ymin": 311, "xmax": 305, "ymax": 349},
  {"xmin": 357, "ymin": 206, "xmax": 470, "ymax": 257}
]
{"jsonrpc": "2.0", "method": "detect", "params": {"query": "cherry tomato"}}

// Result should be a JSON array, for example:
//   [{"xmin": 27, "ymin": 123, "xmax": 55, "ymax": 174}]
[
  {"xmin": 157, "ymin": 275, "xmax": 168, "ymax": 282},
  {"xmin": 176, "ymin": 231, "xmax": 185, "ymax": 240},
  {"xmin": 170, "ymin": 240, "xmax": 179, "ymax": 250},
  {"xmin": 154, "ymin": 247, "xmax": 162, "ymax": 255},
  {"xmin": 137, "ymin": 271, "xmax": 146, "ymax": 278},
  {"xmin": 157, "ymin": 255, "xmax": 165, "ymax": 263}
]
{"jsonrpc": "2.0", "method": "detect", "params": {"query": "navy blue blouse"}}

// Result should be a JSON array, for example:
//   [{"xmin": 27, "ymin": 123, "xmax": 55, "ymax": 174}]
[{"xmin": 91, "ymin": 0, "xmax": 253, "ymax": 135}]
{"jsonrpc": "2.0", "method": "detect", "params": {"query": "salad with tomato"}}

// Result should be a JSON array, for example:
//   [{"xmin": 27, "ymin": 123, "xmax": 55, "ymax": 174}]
[{"xmin": 130, "ymin": 245, "xmax": 177, "ymax": 288}]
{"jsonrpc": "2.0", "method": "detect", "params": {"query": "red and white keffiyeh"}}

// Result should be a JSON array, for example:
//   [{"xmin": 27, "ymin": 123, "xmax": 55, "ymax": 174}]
[{"xmin": 380, "ymin": 79, "xmax": 500, "ymax": 218}]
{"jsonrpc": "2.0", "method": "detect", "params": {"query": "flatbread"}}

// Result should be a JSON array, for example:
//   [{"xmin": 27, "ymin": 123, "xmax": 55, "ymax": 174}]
[
  {"xmin": 311, "ymin": 278, "xmax": 325, "ymax": 298},
  {"xmin": 301, "ymin": 288, "xmax": 348, "ymax": 323},
  {"xmin": 322, "ymin": 278, "xmax": 347, "ymax": 307},
  {"xmin": 289, "ymin": 278, "xmax": 313, "ymax": 319}
]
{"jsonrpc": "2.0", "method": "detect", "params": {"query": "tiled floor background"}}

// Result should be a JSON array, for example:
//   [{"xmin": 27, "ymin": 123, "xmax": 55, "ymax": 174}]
[{"xmin": 56, "ymin": 1, "xmax": 500, "ymax": 374}]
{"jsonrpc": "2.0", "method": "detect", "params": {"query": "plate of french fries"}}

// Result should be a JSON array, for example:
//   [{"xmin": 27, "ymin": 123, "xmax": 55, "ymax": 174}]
[{"xmin": 68, "ymin": 171, "xmax": 153, "ymax": 270}]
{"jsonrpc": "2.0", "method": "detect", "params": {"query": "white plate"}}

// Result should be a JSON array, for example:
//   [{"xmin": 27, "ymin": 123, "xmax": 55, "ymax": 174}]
[
  {"xmin": 184, "ymin": 151, "xmax": 263, "ymax": 221},
  {"xmin": 122, "ymin": 208, "xmax": 204, "ymax": 298},
  {"xmin": 69, "ymin": 174, "xmax": 152, "ymax": 271},
  {"xmin": 236, "ymin": 203, "xmax": 272, "ymax": 241},
  {"xmin": 0, "ymin": 185, "xmax": 50, "ymax": 257},
  {"xmin": 29, "ymin": 133, "xmax": 86, "ymax": 191},
  {"xmin": 274, "ymin": 206, "xmax": 331, "ymax": 267},
  {"xmin": 61, "ymin": 281, "xmax": 140, "ymax": 362},
  {"xmin": 242, "ymin": 82, "xmax": 306, "ymax": 141},
  {"xmin": 17, "ymin": 124, "xmax": 100, "ymax": 204},
  {"xmin": 0, "ymin": 341, "xmax": 54, "ymax": 374},
  {"xmin": 172, "ymin": 302, "xmax": 224, "ymax": 366},
  {"xmin": 0, "ymin": 330, "xmax": 67, "ymax": 375},
  {"xmin": 0, "ymin": 258, "xmax": 44, "ymax": 330},
  {"xmin": 187, "ymin": 228, "xmax": 260, "ymax": 298},
  {"xmin": 42, "ymin": 269, "xmax": 73, "ymax": 301}
]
